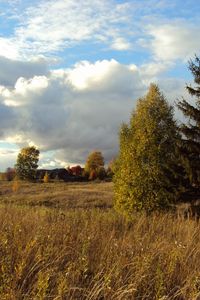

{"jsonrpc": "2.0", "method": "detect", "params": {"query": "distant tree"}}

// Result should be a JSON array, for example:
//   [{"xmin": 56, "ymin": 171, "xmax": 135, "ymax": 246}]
[
  {"xmin": 177, "ymin": 55, "xmax": 200, "ymax": 187},
  {"xmin": 70, "ymin": 165, "xmax": 83, "ymax": 176},
  {"xmin": 83, "ymin": 169, "xmax": 90, "ymax": 180},
  {"xmin": 85, "ymin": 151, "xmax": 104, "ymax": 175},
  {"xmin": 106, "ymin": 159, "xmax": 116, "ymax": 178},
  {"xmin": 97, "ymin": 166, "xmax": 106, "ymax": 180},
  {"xmin": 89, "ymin": 169, "xmax": 97, "ymax": 181},
  {"xmin": 15, "ymin": 146, "xmax": 40, "ymax": 181},
  {"xmin": 5, "ymin": 167, "xmax": 15, "ymax": 181},
  {"xmin": 114, "ymin": 84, "xmax": 180, "ymax": 214}
]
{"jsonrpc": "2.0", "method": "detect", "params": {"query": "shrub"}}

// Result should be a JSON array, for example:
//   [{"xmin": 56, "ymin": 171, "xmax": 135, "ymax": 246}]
[{"xmin": 43, "ymin": 172, "xmax": 50, "ymax": 183}]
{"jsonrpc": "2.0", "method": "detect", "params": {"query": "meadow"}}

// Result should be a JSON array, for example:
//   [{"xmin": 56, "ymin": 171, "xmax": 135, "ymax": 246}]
[{"xmin": 0, "ymin": 181, "xmax": 200, "ymax": 299}]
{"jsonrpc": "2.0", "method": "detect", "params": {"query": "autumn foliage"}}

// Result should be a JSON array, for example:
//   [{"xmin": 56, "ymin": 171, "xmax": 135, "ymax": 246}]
[
  {"xmin": 43, "ymin": 171, "xmax": 50, "ymax": 183},
  {"xmin": 114, "ymin": 84, "xmax": 180, "ymax": 214}
]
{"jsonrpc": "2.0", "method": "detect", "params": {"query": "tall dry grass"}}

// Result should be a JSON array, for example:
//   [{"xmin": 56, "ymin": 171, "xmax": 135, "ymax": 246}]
[{"xmin": 0, "ymin": 205, "xmax": 200, "ymax": 299}]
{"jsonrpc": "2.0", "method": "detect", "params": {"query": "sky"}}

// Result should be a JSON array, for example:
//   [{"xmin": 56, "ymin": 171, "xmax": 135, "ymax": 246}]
[{"xmin": 0, "ymin": 0, "xmax": 199, "ymax": 171}]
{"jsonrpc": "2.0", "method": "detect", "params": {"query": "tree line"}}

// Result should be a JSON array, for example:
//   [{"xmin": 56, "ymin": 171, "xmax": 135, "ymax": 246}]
[{"xmin": 1, "ymin": 147, "xmax": 113, "ymax": 182}]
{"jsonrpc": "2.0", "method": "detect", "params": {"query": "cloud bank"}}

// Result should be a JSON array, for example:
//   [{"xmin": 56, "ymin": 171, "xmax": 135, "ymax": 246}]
[
  {"xmin": 0, "ymin": 57, "xmax": 189, "ymax": 167},
  {"xmin": 0, "ymin": 59, "xmax": 147, "ymax": 165}
]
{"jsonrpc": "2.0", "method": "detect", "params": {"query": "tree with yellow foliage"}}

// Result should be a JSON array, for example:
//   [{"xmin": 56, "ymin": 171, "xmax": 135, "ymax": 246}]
[
  {"xmin": 43, "ymin": 171, "xmax": 50, "ymax": 183},
  {"xmin": 85, "ymin": 151, "xmax": 105, "ymax": 180},
  {"xmin": 114, "ymin": 84, "xmax": 180, "ymax": 214}
]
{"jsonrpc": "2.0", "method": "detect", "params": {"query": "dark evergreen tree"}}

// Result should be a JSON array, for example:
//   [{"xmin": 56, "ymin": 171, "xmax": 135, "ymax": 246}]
[{"xmin": 177, "ymin": 56, "xmax": 200, "ymax": 187}]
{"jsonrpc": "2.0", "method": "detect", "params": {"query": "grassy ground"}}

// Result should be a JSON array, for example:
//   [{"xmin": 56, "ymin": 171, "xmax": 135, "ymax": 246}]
[
  {"xmin": 0, "ymin": 181, "xmax": 200, "ymax": 299},
  {"xmin": 0, "ymin": 181, "xmax": 113, "ymax": 210}
]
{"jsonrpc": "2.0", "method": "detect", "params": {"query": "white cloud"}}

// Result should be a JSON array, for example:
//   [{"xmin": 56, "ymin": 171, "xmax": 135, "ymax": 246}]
[
  {"xmin": 146, "ymin": 23, "xmax": 200, "ymax": 62},
  {"xmin": 67, "ymin": 59, "xmax": 142, "ymax": 92},
  {"xmin": 14, "ymin": 76, "xmax": 49, "ymax": 96},
  {"xmin": 111, "ymin": 37, "xmax": 131, "ymax": 50},
  {"xmin": 0, "ymin": 146, "xmax": 18, "ymax": 170},
  {"xmin": 0, "ymin": 38, "xmax": 20, "ymax": 59},
  {"xmin": 39, "ymin": 156, "xmax": 69, "ymax": 169},
  {"xmin": 140, "ymin": 61, "xmax": 173, "ymax": 84},
  {"xmin": 2, "ymin": 0, "xmax": 132, "ymax": 58},
  {"xmin": 67, "ymin": 60, "xmax": 114, "ymax": 90}
]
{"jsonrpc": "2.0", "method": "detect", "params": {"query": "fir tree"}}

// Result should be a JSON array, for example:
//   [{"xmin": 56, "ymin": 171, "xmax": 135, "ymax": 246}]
[{"xmin": 177, "ymin": 56, "xmax": 200, "ymax": 186}]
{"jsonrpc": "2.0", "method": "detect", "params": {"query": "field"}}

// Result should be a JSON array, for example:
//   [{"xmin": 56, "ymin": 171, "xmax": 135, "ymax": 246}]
[
  {"xmin": 0, "ymin": 181, "xmax": 113, "ymax": 210},
  {"xmin": 0, "ymin": 181, "xmax": 200, "ymax": 299}
]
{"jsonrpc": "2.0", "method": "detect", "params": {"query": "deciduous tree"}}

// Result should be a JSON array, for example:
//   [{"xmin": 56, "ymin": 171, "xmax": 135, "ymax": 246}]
[
  {"xmin": 114, "ymin": 84, "xmax": 180, "ymax": 214},
  {"xmin": 85, "ymin": 151, "xmax": 104, "ymax": 174},
  {"xmin": 15, "ymin": 146, "xmax": 40, "ymax": 181}
]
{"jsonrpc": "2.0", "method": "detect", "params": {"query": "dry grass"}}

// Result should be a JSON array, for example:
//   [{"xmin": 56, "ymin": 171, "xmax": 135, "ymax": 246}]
[
  {"xmin": 0, "ymin": 181, "xmax": 200, "ymax": 299},
  {"xmin": 0, "ymin": 181, "xmax": 113, "ymax": 209}
]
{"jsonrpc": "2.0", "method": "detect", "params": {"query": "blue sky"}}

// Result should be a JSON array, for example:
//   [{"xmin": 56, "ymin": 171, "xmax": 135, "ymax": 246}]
[{"xmin": 0, "ymin": 0, "xmax": 199, "ymax": 170}]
